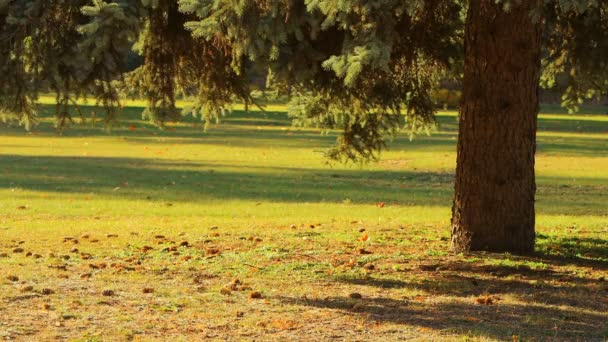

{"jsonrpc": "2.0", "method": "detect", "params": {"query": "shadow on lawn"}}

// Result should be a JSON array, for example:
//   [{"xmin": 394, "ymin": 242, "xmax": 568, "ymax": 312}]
[
  {"xmin": 0, "ymin": 155, "xmax": 452, "ymax": 206},
  {"xmin": 1, "ymin": 154, "xmax": 607, "ymax": 216},
  {"xmin": 278, "ymin": 237, "xmax": 608, "ymax": 340},
  {"xmin": 277, "ymin": 294, "xmax": 606, "ymax": 340}
]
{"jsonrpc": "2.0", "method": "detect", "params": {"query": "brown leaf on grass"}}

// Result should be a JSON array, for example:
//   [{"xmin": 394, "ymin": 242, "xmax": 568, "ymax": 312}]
[
  {"xmin": 414, "ymin": 295, "xmax": 427, "ymax": 302},
  {"xmin": 344, "ymin": 259, "xmax": 357, "ymax": 268},
  {"xmin": 270, "ymin": 319, "xmax": 298, "ymax": 330},
  {"xmin": 142, "ymin": 288, "xmax": 154, "ymax": 294},
  {"xmin": 80, "ymin": 253, "xmax": 92, "ymax": 260},
  {"xmin": 20, "ymin": 285, "xmax": 34, "ymax": 292},
  {"xmin": 206, "ymin": 248, "xmax": 221, "ymax": 256},
  {"xmin": 7, "ymin": 275, "xmax": 19, "ymax": 282},
  {"xmin": 106, "ymin": 234, "xmax": 118, "ymax": 238},
  {"xmin": 357, "ymin": 248, "xmax": 372, "ymax": 255},
  {"xmin": 476, "ymin": 296, "xmax": 494, "ymax": 305},
  {"xmin": 348, "ymin": 293, "xmax": 362, "ymax": 299},
  {"xmin": 359, "ymin": 233, "xmax": 369, "ymax": 242},
  {"xmin": 101, "ymin": 290, "xmax": 115, "ymax": 297},
  {"xmin": 0, "ymin": 253, "xmax": 8, "ymax": 258},
  {"xmin": 16, "ymin": 205, "xmax": 28, "ymax": 210},
  {"xmin": 41, "ymin": 288, "xmax": 54, "ymax": 295},
  {"xmin": 47, "ymin": 264, "xmax": 67, "ymax": 271},
  {"xmin": 154, "ymin": 235, "xmax": 166, "ymax": 239},
  {"xmin": 141, "ymin": 246, "xmax": 153, "ymax": 253},
  {"xmin": 12, "ymin": 247, "xmax": 24, "ymax": 253},
  {"xmin": 249, "ymin": 291, "xmax": 263, "ymax": 299}
]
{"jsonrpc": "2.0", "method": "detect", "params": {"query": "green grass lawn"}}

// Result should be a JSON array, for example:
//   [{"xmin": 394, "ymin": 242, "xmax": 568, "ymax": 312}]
[{"xmin": 1, "ymin": 100, "xmax": 607, "ymax": 341}]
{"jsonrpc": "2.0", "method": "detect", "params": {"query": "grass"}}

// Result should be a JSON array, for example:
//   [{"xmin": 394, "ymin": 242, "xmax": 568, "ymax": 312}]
[{"xmin": 1, "ymin": 99, "xmax": 607, "ymax": 341}]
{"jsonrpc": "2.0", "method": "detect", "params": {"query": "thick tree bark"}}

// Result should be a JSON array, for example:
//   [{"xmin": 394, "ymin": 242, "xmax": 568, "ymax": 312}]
[{"xmin": 450, "ymin": 0, "xmax": 543, "ymax": 253}]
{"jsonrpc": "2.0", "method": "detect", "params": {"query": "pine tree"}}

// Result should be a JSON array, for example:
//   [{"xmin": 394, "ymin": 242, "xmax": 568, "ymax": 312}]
[{"xmin": 1, "ymin": 0, "xmax": 607, "ymax": 253}]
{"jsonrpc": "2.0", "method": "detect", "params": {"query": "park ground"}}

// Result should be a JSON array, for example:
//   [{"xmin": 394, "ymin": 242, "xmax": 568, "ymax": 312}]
[{"xmin": 0, "ymin": 99, "xmax": 607, "ymax": 341}]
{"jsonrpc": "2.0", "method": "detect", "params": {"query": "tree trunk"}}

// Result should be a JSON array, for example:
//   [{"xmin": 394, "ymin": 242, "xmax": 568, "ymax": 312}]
[{"xmin": 450, "ymin": 0, "xmax": 543, "ymax": 253}]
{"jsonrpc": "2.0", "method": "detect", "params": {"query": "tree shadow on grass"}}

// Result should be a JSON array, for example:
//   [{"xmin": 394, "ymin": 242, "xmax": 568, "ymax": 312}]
[
  {"xmin": 535, "ymin": 235, "xmax": 608, "ymax": 269},
  {"xmin": 0, "ymin": 155, "xmax": 453, "ymax": 206},
  {"xmin": 277, "ymin": 295, "xmax": 606, "ymax": 340},
  {"xmin": 277, "ymin": 235, "xmax": 608, "ymax": 339},
  {"xmin": 277, "ymin": 237, "xmax": 608, "ymax": 340},
  {"xmin": 1, "ymin": 154, "xmax": 607, "ymax": 216}
]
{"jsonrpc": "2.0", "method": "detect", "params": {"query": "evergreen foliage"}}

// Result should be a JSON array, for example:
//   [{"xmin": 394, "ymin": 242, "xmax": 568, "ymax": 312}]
[{"xmin": 0, "ymin": 0, "xmax": 606, "ymax": 160}]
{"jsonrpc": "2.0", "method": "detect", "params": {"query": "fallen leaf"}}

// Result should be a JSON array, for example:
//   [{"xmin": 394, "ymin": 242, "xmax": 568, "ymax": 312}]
[
  {"xmin": 476, "ymin": 296, "xmax": 493, "ymax": 305},
  {"xmin": 357, "ymin": 248, "xmax": 372, "ymax": 255},
  {"xmin": 249, "ymin": 291, "xmax": 263, "ymax": 299},
  {"xmin": 414, "ymin": 295, "xmax": 427, "ymax": 302},
  {"xmin": 20, "ymin": 285, "xmax": 34, "ymax": 292},
  {"xmin": 101, "ymin": 290, "xmax": 115, "ymax": 297},
  {"xmin": 41, "ymin": 288, "xmax": 54, "ymax": 295}
]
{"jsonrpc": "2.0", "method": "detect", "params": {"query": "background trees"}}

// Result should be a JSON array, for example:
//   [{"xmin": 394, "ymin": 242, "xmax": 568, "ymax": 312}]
[{"xmin": 1, "ymin": 0, "xmax": 607, "ymax": 253}]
